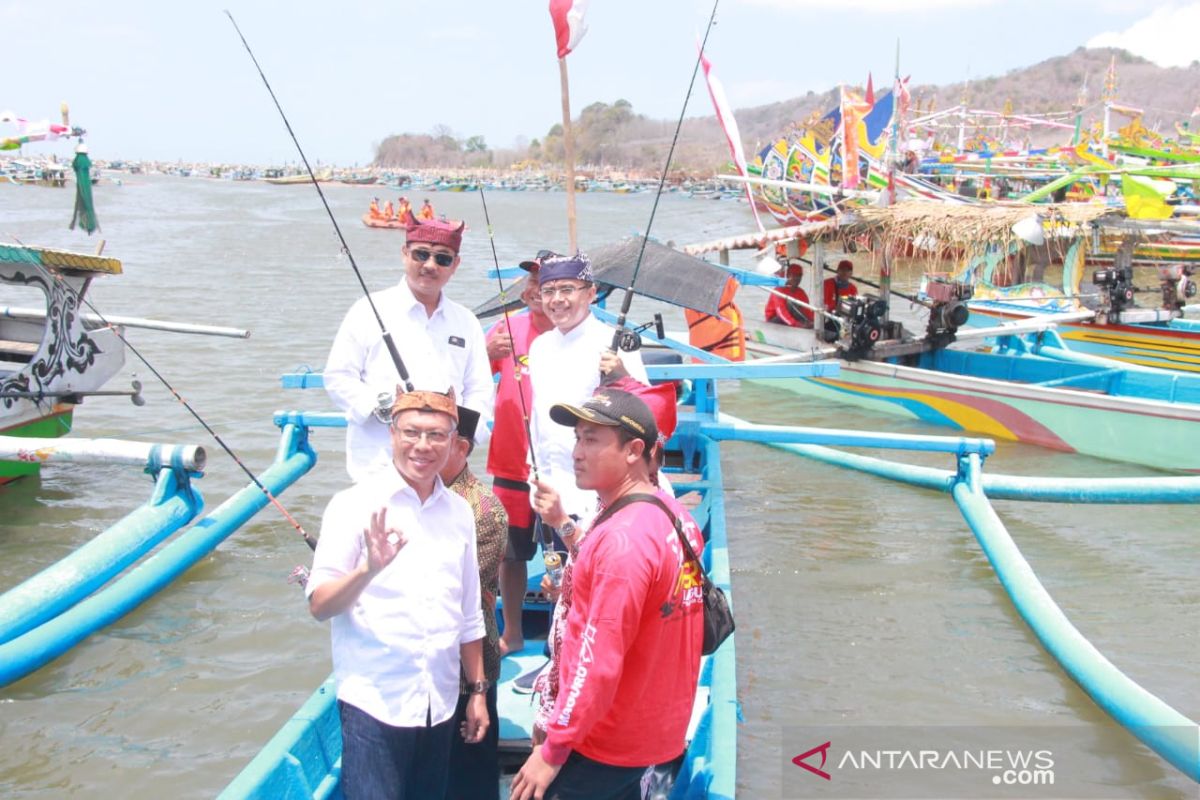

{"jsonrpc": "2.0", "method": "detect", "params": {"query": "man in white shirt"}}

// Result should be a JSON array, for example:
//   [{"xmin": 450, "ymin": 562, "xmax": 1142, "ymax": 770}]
[
  {"xmin": 307, "ymin": 387, "xmax": 489, "ymax": 800},
  {"xmin": 325, "ymin": 216, "xmax": 493, "ymax": 481},
  {"xmin": 528, "ymin": 253, "xmax": 648, "ymax": 538}
]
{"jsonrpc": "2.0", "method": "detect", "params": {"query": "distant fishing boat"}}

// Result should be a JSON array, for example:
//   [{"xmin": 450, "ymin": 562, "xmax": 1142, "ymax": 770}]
[{"xmin": 263, "ymin": 168, "xmax": 333, "ymax": 185}]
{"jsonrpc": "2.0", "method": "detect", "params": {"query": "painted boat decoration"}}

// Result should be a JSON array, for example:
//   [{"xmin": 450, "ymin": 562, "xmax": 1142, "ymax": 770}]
[
  {"xmin": 0, "ymin": 244, "xmax": 127, "ymax": 483},
  {"xmin": 769, "ymin": 345, "xmax": 1200, "ymax": 472}
]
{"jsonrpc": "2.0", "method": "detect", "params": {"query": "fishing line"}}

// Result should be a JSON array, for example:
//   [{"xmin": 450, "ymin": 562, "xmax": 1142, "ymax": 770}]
[
  {"xmin": 3, "ymin": 237, "xmax": 318, "ymax": 549},
  {"xmin": 224, "ymin": 10, "xmax": 413, "ymax": 393},
  {"xmin": 609, "ymin": 0, "xmax": 721, "ymax": 349},
  {"xmin": 476, "ymin": 189, "xmax": 540, "ymax": 481},
  {"xmin": 477, "ymin": 188, "xmax": 563, "ymax": 584}
]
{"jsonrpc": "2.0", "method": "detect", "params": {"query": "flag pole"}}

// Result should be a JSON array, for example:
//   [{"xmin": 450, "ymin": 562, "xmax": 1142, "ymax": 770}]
[{"xmin": 558, "ymin": 57, "xmax": 579, "ymax": 253}]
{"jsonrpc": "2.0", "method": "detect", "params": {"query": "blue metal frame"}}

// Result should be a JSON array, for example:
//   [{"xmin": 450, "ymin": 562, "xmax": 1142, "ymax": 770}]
[
  {"xmin": 0, "ymin": 465, "xmax": 204, "ymax": 645},
  {"xmin": 0, "ymin": 423, "xmax": 316, "ymax": 689}
]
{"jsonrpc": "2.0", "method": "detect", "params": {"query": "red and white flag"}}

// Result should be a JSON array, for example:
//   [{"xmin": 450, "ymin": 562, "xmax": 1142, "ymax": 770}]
[
  {"xmin": 549, "ymin": 0, "xmax": 589, "ymax": 59},
  {"xmin": 699, "ymin": 45, "xmax": 764, "ymax": 232}
]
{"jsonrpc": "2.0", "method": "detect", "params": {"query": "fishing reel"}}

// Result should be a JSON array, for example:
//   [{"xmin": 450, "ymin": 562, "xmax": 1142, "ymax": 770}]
[
  {"xmin": 838, "ymin": 295, "xmax": 889, "ymax": 361},
  {"xmin": 1092, "ymin": 266, "xmax": 1135, "ymax": 315},
  {"xmin": 614, "ymin": 313, "xmax": 665, "ymax": 352},
  {"xmin": 372, "ymin": 391, "xmax": 395, "ymax": 424}
]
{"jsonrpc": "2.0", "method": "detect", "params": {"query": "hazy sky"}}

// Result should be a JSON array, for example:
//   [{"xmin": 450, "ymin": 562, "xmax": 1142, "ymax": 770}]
[{"xmin": 3, "ymin": 0, "xmax": 1195, "ymax": 165}]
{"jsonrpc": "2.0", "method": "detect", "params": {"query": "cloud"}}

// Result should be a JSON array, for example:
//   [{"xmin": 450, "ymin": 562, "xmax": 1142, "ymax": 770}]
[
  {"xmin": 1087, "ymin": 2, "xmax": 1200, "ymax": 67},
  {"xmin": 738, "ymin": 0, "xmax": 996, "ymax": 10}
]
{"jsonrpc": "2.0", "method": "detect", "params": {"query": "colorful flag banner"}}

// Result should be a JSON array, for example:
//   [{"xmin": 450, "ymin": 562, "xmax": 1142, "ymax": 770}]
[
  {"xmin": 840, "ymin": 87, "xmax": 872, "ymax": 190},
  {"xmin": 699, "ymin": 44, "xmax": 763, "ymax": 231},
  {"xmin": 549, "ymin": 0, "xmax": 589, "ymax": 59},
  {"xmin": 1121, "ymin": 174, "xmax": 1175, "ymax": 220}
]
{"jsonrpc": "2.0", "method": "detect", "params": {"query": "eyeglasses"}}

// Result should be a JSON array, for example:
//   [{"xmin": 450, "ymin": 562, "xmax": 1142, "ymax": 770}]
[
  {"xmin": 540, "ymin": 283, "xmax": 590, "ymax": 300},
  {"xmin": 409, "ymin": 248, "xmax": 455, "ymax": 268},
  {"xmin": 394, "ymin": 426, "xmax": 454, "ymax": 445}
]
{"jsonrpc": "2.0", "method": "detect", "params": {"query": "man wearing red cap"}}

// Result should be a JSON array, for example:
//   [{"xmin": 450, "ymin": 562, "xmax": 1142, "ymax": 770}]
[
  {"xmin": 325, "ymin": 215, "xmax": 494, "ymax": 482},
  {"xmin": 307, "ymin": 388, "xmax": 489, "ymax": 799},
  {"xmin": 486, "ymin": 251, "xmax": 556, "ymax": 656},
  {"xmin": 823, "ymin": 258, "xmax": 859, "ymax": 312},
  {"xmin": 765, "ymin": 260, "xmax": 814, "ymax": 328},
  {"xmin": 511, "ymin": 389, "xmax": 704, "ymax": 800}
]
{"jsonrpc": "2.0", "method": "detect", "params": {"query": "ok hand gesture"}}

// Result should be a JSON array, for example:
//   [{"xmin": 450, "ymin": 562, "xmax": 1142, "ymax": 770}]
[{"xmin": 364, "ymin": 507, "xmax": 407, "ymax": 576}]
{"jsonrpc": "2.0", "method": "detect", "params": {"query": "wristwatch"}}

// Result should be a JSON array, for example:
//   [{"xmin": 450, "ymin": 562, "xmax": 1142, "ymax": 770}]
[
  {"xmin": 467, "ymin": 680, "xmax": 490, "ymax": 695},
  {"xmin": 558, "ymin": 519, "xmax": 578, "ymax": 539}
]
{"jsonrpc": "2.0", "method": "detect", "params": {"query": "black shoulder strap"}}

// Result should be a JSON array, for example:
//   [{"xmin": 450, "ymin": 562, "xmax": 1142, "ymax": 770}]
[{"xmin": 591, "ymin": 492, "xmax": 710, "ymax": 583}]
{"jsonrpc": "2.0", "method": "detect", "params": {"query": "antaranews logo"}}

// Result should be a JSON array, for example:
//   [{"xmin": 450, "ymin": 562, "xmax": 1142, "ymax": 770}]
[
  {"xmin": 776, "ymin": 726, "xmax": 1157, "ymax": 799},
  {"xmin": 792, "ymin": 741, "xmax": 832, "ymax": 781}
]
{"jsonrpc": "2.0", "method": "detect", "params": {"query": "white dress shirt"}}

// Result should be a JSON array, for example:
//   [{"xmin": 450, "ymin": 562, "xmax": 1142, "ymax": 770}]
[
  {"xmin": 325, "ymin": 280, "xmax": 494, "ymax": 481},
  {"xmin": 528, "ymin": 313, "xmax": 648, "ymax": 522},
  {"xmin": 306, "ymin": 468, "xmax": 486, "ymax": 728}
]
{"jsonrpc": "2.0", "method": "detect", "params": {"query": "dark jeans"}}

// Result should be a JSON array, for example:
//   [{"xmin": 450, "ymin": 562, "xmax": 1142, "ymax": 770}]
[
  {"xmin": 338, "ymin": 700, "xmax": 454, "ymax": 800},
  {"xmin": 446, "ymin": 686, "xmax": 499, "ymax": 800},
  {"xmin": 546, "ymin": 750, "xmax": 683, "ymax": 800}
]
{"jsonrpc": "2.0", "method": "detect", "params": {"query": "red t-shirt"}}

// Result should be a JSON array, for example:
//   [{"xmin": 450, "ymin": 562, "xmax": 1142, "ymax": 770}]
[
  {"xmin": 486, "ymin": 311, "xmax": 549, "ymax": 482},
  {"xmin": 541, "ymin": 491, "xmax": 705, "ymax": 768},
  {"xmin": 823, "ymin": 277, "xmax": 858, "ymax": 312},
  {"xmin": 764, "ymin": 286, "xmax": 812, "ymax": 327}
]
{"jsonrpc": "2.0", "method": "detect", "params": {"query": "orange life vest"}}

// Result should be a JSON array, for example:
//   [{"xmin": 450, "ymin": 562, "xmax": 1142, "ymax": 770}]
[{"xmin": 684, "ymin": 277, "xmax": 745, "ymax": 362}]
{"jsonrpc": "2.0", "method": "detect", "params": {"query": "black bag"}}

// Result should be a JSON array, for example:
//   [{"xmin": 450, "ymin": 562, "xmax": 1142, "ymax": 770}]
[{"xmin": 594, "ymin": 493, "xmax": 735, "ymax": 656}]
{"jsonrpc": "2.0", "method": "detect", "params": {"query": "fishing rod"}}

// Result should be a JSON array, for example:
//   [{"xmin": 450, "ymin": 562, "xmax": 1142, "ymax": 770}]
[
  {"xmin": 225, "ymin": 11, "xmax": 412, "ymax": 395},
  {"xmin": 609, "ymin": 0, "xmax": 721, "ymax": 352},
  {"xmin": 3, "ymin": 237, "xmax": 317, "ymax": 550},
  {"xmin": 477, "ymin": 188, "xmax": 562, "ymax": 585}
]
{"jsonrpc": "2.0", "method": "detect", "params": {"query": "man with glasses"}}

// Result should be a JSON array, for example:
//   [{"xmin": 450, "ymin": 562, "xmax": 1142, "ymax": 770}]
[
  {"xmin": 527, "ymin": 253, "xmax": 648, "ymax": 544},
  {"xmin": 325, "ymin": 215, "xmax": 493, "ymax": 482},
  {"xmin": 307, "ymin": 387, "xmax": 490, "ymax": 800},
  {"xmin": 486, "ymin": 250, "xmax": 557, "ymax": 656}
]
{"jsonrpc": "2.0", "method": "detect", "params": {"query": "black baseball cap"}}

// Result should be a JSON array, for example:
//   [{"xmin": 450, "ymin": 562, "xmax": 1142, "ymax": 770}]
[
  {"xmin": 519, "ymin": 249, "xmax": 563, "ymax": 271},
  {"xmin": 550, "ymin": 389, "xmax": 657, "ymax": 449}
]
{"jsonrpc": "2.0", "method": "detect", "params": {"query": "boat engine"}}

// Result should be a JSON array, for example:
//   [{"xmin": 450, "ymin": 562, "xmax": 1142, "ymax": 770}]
[
  {"xmin": 838, "ymin": 295, "xmax": 888, "ymax": 360},
  {"xmin": 920, "ymin": 275, "xmax": 973, "ymax": 349},
  {"xmin": 1092, "ymin": 266, "xmax": 1135, "ymax": 315},
  {"xmin": 1158, "ymin": 264, "xmax": 1196, "ymax": 312}
]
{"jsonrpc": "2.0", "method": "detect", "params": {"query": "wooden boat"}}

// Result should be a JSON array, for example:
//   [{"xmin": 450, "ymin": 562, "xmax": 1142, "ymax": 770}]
[
  {"xmin": 0, "ymin": 244, "xmax": 127, "ymax": 484},
  {"xmin": 689, "ymin": 206, "xmax": 1200, "ymax": 473},
  {"xmin": 751, "ymin": 332, "xmax": 1200, "ymax": 472},
  {"xmin": 954, "ymin": 214, "xmax": 1200, "ymax": 373},
  {"xmin": 219, "ymin": 376, "xmax": 737, "ymax": 799}
]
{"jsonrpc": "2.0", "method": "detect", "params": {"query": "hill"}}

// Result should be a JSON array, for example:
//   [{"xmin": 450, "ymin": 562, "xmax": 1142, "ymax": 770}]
[{"xmin": 373, "ymin": 47, "xmax": 1200, "ymax": 174}]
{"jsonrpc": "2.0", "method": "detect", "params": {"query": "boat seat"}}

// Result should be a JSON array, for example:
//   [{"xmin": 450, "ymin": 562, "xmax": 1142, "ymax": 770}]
[{"xmin": 0, "ymin": 338, "xmax": 39, "ymax": 363}]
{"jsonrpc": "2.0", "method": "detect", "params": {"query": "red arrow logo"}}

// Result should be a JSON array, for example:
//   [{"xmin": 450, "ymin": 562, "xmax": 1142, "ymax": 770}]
[{"xmin": 792, "ymin": 741, "xmax": 832, "ymax": 780}]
